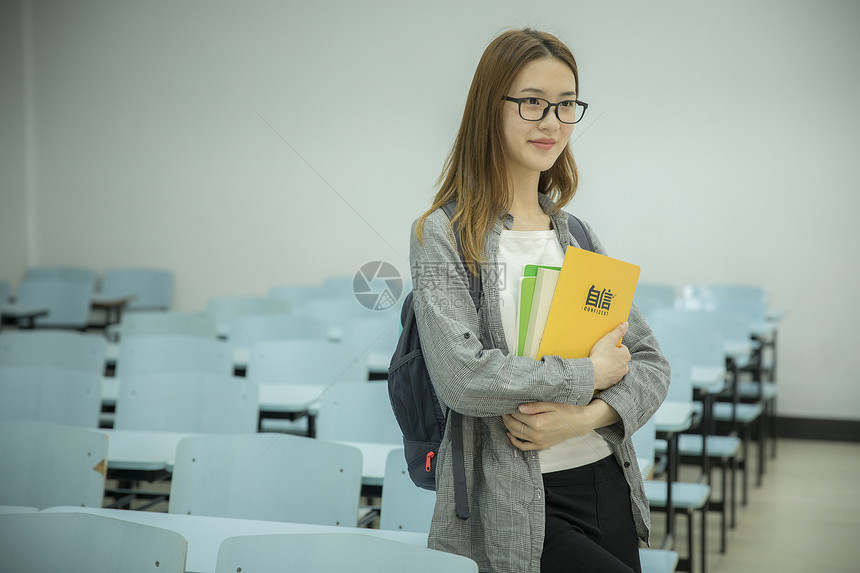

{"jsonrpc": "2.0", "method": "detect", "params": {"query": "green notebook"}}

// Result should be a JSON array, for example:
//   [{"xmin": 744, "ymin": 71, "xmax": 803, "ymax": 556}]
[{"xmin": 517, "ymin": 264, "xmax": 562, "ymax": 357}]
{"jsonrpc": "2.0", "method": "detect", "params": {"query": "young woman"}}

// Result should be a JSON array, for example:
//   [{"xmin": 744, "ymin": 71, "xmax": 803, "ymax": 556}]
[{"xmin": 410, "ymin": 28, "xmax": 670, "ymax": 573}]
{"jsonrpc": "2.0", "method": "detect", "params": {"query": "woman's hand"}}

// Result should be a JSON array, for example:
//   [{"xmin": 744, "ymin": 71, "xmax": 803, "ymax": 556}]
[
  {"xmin": 503, "ymin": 401, "xmax": 594, "ymax": 451},
  {"xmin": 503, "ymin": 399, "xmax": 622, "ymax": 451},
  {"xmin": 590, "ymin": 322, "xmax": 631, "ymax": 391}
]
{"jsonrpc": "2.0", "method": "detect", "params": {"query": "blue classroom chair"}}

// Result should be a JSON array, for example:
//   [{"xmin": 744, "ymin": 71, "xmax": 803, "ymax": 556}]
[
  {"xmin": 634, "ymin": 281, "xmax": 677, "ymax": 320},
  {"xmin": 652, "ymin": 307, "xmax": 765, "ymax": 499},
  {"xmin": 99, "ymin": 267, "xmax": 174, "ymax": 311},
  {"xmin": 228, "ymin": 313, "xmax": 328, "ymax": 349},
  {"xmin": 0, "ymin": 329, "xmax": 106, "ymax": 374},
  {"xmin": 0, "ymin": 420, "xmax": 108, "ymax": 509},
  {"xmin": 169, "ymin": 433, "xmax": 362, "ymax": 526},
  {"xmin": 635, "ymin": 415, "xmax": 711, "ymax": 573},
  {"xmin": 14, "ymin": 279, "xmax": 93, "ymax": 329},
  {"xmin": 205, "ymin": 295, "xmax": 291, "ymax": 338},
  {"xmin": 0, "ymin": 365, "xmax": 102, "ymax": 428},
  {"xmin": 649, "ymin": 316, "xmax": 740, "ymax": 553},
  {"xmin": 111, "ymin": 310, "xmax": 216, "ymax": 341},
  {"xmin": 24, "ymin": 265, "xmax": 97, "ymax": 290},
  {"xmin": 115, "ymin": 334, "xmax": 233, "ymax": 378},
  {"xmin": 315, "ymin": 381, "xmax": 402, "ymax": 445},
  {"xmin": 0, "ymin": 512, "xmax": 187, "ymax": 572},
  {"xmin": 379, "ymin": 448, "xmax": 436, "ymax": 533},
  {"xmin": 268, "ymin": 283, "xmax": 326, "ymax": 306},
  {"xmin": 114, "ymin": 372, "xmax": 258, "ymax": 433},
  {"xmin": 639, "ymin": 547, "xmax": 680, "ymax": 573},
  {"xmin": 215, "ymin": 533, "xmax": 477, "ymax": 573}
]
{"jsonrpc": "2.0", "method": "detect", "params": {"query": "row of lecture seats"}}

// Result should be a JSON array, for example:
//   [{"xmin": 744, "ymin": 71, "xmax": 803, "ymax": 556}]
[
  {"xmin": 0, "ymin": 419, "xmax": 422, "ymax": 529},
  {"xmin": 0, "ymin": 420, "xmax": 674, "ymax": 573},
  {"xmin": 0, "ymin": 266, "xmax": 174, "ymax": 329},
  {"xmin": 1, "ymin": 276, "xmax": 779, "ymax": 572},
  {"xmin": 630, "ymin": 281, "xmax": 783, "ymax": 573},
  {"xmin": 0, "ymin": 360, "xmax": 400, "ymax": 441},
  {"xmin": 0, "ymin": 512, "xmax": 478, "ymax": 573}
]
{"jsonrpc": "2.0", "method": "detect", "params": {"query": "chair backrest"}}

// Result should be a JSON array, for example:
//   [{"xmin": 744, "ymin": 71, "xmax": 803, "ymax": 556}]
[
  {"xmin": 100, "ymin": 267, "xmax": 174, "ymax": 310},
  {"xmin": 114, "ymin": 372, "xmax": 258, "ymax": 433},
  {"xmin": 652, "ymin": 306, "xmax": 750, "ymax": 349},
  {"xmin": 297, "ymin": 296, "xmax": 380, "ymax": 329},
  {"xmin": 205, "ymin": 296, "xmax": 292, "ymax": 337},
  {"xmin": 682, "ymin": 283, "xmax": 768, "ymax": 306},
  {"xmin": 169, "ymin": 433, "xmax": 362, "ymax": 526},
  {"xmin": 379, "ymin": 448, "xmax": 436, "ymax": 533},
  {"xmin": 633, "ymin": 282, "xmax": 677, "ymax": 320},
  {"xmin": 228, "ymin": 313, "xmax": 328, "ymax": 348},
  {"xmin": 215, "ymin": 532, "xmax": 477, "ymax": 573},
  {"xmin": 14, "ymin": 279, "xmax": 93, "ymax": 328},
  {"xmin": 114, "ymin": 311, "xmax": 217, "ymax": 340},
  {"xmin": 24, "ymin": 265, "xmax": 97, "ymax": 290},
  {"xmin": 647, "ymin": 317, "xmax": 696, "ymax": 403},
  {"xmin": 268, "ymin": 283, "xmax": 326, "ymax": 305},
  {"xmin": 340, "ymin": 315, "xmax": 401, "ymax": 357},
  {"xmin": 0, "ymin": 512, "xmax": 187, "ymax": 573},
  {"xmin": 316, "ymin": 381, "xmax": 402, "ymax": 444},
  {"xmin": 0, "ymin": 420, "xmax": 107, "ymax": 508},
  {"xmin": 115, "ymin": 334, "xmax": 232, "ymax": 378},
  {"xmin": 0, "ymin": 330, "xmax": 106, "ymax": 374},
  {"xmin": 680, "ymin": 283, "xmax": 769, "ymax": 321},
  {"xmin": 245, "ymin": 338, "xmax": 367, "ymax": 385},
  {"xmin": 0, "ymin": 365, "xmax": 102, "ymax": 427}
]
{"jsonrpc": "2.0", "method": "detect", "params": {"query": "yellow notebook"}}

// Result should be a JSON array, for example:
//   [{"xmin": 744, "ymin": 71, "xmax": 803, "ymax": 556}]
[{"xmin": 536, "ymin": 246, "xmax": 641, "ymax": 360}]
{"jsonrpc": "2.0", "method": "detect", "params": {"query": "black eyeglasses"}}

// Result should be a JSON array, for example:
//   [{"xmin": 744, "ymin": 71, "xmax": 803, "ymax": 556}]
[{"xmin": 503, "ymin": 96, "xmax": 589, "ymax": 124}]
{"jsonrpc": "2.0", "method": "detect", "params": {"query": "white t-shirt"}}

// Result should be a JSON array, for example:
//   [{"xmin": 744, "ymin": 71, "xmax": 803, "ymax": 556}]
[{"xmin": 497, "ymin": 228, "xmax": 613, "ymax": 473}]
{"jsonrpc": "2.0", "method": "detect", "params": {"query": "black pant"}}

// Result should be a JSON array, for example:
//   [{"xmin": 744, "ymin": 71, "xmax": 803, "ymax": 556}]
[{"xmin": 541, "ymin": 455, "xmax": 642, "ymax": 573}]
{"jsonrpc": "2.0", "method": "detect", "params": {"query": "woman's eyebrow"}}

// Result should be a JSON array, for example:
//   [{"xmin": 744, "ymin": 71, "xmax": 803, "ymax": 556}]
[{"xmin": 519, "ymin": 87, "xmax": 577, "ymax": 97}]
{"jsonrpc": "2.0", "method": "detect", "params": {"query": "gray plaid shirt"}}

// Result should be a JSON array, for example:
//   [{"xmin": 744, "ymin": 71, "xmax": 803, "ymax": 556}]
[{"xmin": 410, "ymin": 194, "xmax": 670, "ymax": 573}]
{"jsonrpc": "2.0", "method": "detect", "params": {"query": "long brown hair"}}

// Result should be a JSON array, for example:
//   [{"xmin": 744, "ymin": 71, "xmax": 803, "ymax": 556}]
[{"xmin": 416, "ymin": 28, "xmax": 580, "ymax": 276}]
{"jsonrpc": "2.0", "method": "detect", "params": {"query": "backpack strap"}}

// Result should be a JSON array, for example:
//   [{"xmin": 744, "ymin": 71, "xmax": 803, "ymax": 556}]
[
  {"xmin": 439, "ymin": 201, "xmax": 472, "ymax": 520},
  {"xmin": 566, "ymin": 212, "xmax": 594, "ymax": 252}
]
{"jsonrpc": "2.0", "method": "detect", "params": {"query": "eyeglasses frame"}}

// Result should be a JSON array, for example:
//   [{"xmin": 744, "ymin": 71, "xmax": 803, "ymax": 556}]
[{"xmin": 503, "ymin": 96, "xmax": 589, "ymax": 124}]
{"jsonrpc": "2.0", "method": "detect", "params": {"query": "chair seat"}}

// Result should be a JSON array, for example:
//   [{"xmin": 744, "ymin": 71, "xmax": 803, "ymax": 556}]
[
  {"xmin": 693, "ymin": 401, "xmax": 763, "ymax": 424},
  {"xmin": 638, "ymin": 548, "xmax": 679, "ymax": 573},
  {"xmin": 655, "ymin": 434, "xmax": 740, "ymax": 458},
  {"xmin": 737, "ymin": 381, "xmax": 778, "ymax": 400},
  {"xmin": 711, "ymin": 402, "xmax": 763, "ymax": 423},
  {"xmin": 644, "ymin": 481, "xmax": 711, "ymax": 510}
]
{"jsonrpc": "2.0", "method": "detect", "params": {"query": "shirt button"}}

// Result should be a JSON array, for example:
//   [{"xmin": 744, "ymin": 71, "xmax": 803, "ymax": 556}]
[
  {"xmin": 623, "ymin": 461, "xmax": 631, "ymax": 468},
  {"xmin": 535, "ymin": 489, "xmax": 542, "ymax": 501}
]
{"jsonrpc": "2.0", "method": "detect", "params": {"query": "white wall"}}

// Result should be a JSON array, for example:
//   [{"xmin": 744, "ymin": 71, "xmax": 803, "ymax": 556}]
[
  {"xmin": 0, "ymin": 0, "xmax": 29, "ymax": 280},
  {"xmin": 6, "ymin": 0, "xmax": 860, "ymax": 420}
]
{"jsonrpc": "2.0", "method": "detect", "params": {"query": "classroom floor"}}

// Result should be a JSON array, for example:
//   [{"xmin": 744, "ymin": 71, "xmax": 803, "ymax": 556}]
[{"xmin": 649, "ymin": 438, "xmax": 860, "ymax": 573}]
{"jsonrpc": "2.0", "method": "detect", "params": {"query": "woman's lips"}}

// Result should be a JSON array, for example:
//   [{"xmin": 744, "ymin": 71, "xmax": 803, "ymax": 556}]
[{"xmin": 529, "ymin": 139, "xmax": 556, "ymax": 151}]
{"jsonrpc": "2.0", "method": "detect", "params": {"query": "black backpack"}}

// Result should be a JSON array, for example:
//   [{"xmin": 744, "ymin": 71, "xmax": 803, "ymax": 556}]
[{"xmin": 387, "ymin": 203, "xmax": 594, "ymax": 521}]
